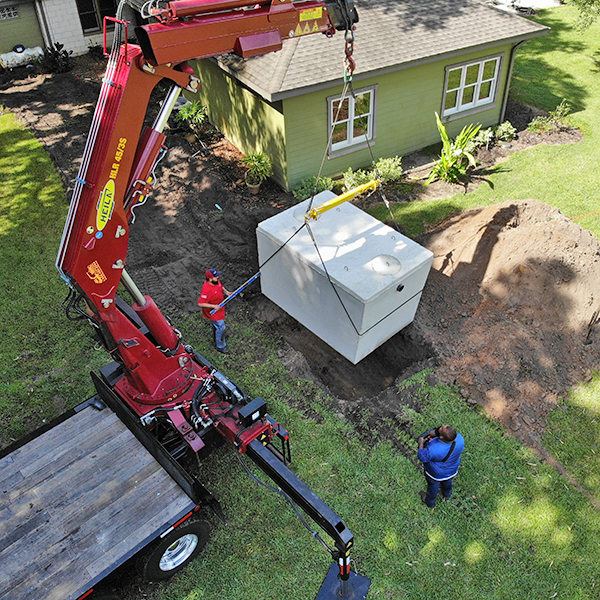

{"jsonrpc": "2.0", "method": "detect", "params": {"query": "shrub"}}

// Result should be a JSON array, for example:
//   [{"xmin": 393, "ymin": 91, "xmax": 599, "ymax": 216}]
[
  {"xmin": 87, "ymin": 43, "xmax": 105, "ymax": 60},
  {"xmin": 494, "ymin": 120, "xmax": 517, "ymax": 142},
  {"xmin": 467, "ymin": 128, "xmax": 496, "ymax": 153},
  {"xmin": 343, "ymin": 156, "xmax": 403, "ymax": 190},
  {"xmin": 372, "ymin": 156, "xmax": 403, "ymax": 184},
  {"xmin": 527, "ymin": 99, "xmax": 571, "ymax": 134},
  {"xmin": 242, "ymin": 151, "xmax": 272, "ymax": 185},
  {"xmin": 343, "ymin": 167, "xmax": 372, "ymax": 190},
  {"xmin": 175, "ymin": 100, "xmax": 208, "ymax": 129},
  {"xmin": 465, "ymin": 121, "xmax": 516, "ymax": 154},
  {"xmin": 292, "ymin": 176, "xmax": 334, "ymax": 201},
  {"xmin": 426, "ymin": 112, "xmax": 480, "ymax": 184},
  {"xmin": 40, "ymin": 42, "xmax": 73, "ymax": 74}
]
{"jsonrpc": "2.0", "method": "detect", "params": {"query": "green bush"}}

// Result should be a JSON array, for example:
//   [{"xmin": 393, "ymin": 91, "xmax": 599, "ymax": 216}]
[
  {"xmin": 242, "ymin": 151, "xmax": 272, "ymax": 185},
  {"xmin": 494, "ymin": 120, "xmax": 517, "ymax": 142},
  {"xmin": 343, "ymin": 156, "xmax": 403, "ymax": 190},
  {"xmin": 175, "ymin": 100, "xmax": 208, "ymax": 129},
  {"xmin": 292, "ymin": 176, "xmax": 334, "ymax": 201},
  {"xmin": 465, "ymin": 121, "xmax": 516, "ymax": 154},
  {"xmin": 527, "ymin": 99, "xmax": 571, "ymax": 134},
  {"xmin": 343, "ymin": 167, "xmax": 372, "ymax": 190},
  {"xmin": 426, "ymin": 112, "xmax": 480, "ymax": 184},
  {"xmin": 467, "ymin": 127, "xmax": 495, "ymax": 153},
  {"xmin": 372, "ymin": 156, "xmax": 403, "ymax": 184}
]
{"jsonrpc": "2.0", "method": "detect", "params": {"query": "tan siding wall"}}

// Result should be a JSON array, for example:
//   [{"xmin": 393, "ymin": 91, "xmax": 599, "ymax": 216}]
[{"xmin": 0, "ymin": 2, "xmax": 43, "ymax": 54}]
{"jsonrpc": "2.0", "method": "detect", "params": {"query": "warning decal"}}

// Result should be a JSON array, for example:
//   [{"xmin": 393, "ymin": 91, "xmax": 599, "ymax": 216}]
[
  {"xmin": 299, "ymin": 7, "xmax": 322, "ymax": 21},
  {"xmin": 295, "ymin": 20, "xmax": 320, "ymax": 36},
  {"xmin": 87, "ymin": 260, "xmax": 107, "ymax": 284}
]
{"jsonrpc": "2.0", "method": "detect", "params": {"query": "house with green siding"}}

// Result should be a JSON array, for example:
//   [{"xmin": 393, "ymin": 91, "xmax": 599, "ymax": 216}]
[{"xmin": 189, "ymin": 0, "xmax": 548, "ymax": 191}]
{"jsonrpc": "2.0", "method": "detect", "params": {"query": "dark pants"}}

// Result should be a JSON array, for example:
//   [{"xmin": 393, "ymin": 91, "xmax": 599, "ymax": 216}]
[{"xmin": 424, "ymin": 472, "xmax": 453, "ymax": 507}]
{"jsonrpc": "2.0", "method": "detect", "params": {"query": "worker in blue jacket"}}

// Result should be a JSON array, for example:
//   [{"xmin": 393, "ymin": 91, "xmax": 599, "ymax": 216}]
[{"xmin": 417, "ymin": 425, "xmax": 465, "ymax": 508}]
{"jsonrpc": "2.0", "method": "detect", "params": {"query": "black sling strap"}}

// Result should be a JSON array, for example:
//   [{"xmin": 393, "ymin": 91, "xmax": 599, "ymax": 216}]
[{"xmin": 441, "ymin": 441, "xmax": 456, "ymax": 462}]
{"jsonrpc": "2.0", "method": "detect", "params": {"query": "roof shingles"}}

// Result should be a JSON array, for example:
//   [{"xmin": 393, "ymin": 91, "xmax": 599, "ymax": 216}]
[{"xmin": 216, "ymin": 0, "xmax": 549, "ymax": 100}]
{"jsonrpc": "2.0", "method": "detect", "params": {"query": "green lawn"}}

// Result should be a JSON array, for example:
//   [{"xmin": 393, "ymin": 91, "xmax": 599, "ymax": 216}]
[
  {"xmin": 0, "ymin": 110, "xmax": 109, "ymax": 445},
  {"xmin": 2, "ymin": 5, "xmax": 600, "ymax": 600}
]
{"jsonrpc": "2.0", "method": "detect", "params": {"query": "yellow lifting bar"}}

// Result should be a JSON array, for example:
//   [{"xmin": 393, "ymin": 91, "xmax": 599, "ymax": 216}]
[{"xmin": 304, "ymin": 180, "xmax": 380, "ymax": 222}]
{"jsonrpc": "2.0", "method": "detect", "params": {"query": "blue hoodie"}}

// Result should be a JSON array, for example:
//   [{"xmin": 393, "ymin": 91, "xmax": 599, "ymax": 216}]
[{"xmin": 418, "ymin": 433, "xmax": 465, "ymax": 481}]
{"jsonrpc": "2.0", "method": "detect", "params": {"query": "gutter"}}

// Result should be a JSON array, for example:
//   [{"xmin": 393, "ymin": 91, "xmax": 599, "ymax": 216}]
[
  {"xmin": 500, "ymin": 40, "xmax": 526, "ymax": 123},
  {"xmin": 34, "ymin": 0, "xmax": 53, "ymax": 48}
]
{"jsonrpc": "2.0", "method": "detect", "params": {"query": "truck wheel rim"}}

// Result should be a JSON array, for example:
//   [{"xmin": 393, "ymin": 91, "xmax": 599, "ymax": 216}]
[{"xmin": 159, "ymin": 534, "xmax": 199, "ymax": 571}]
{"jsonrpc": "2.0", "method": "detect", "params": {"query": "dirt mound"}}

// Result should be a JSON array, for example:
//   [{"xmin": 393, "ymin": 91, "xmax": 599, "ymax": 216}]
[{"xmin": 415, "ymin": 199, "xmax": 600, "ymax": 445}]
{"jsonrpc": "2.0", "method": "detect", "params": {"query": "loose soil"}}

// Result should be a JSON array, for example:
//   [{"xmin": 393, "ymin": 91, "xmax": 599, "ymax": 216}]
[{"xmin": 2, "ymin": 55, "xmax": 598, "ymax": 471}]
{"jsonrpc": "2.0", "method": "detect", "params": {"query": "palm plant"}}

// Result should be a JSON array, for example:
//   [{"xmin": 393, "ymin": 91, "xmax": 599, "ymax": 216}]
[
  {"xmin": 242, "ymin": 151, "xmax": 272, "ymax": 186},
  {"xmin": 426, "ymin": 112, "xmax": 481, "ymax": 184}
]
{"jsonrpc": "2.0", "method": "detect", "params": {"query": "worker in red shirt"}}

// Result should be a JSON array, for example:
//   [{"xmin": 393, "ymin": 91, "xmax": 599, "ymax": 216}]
[{"xmin": 198, "ymin": 269, "xmax": 232, "ymax": 354}]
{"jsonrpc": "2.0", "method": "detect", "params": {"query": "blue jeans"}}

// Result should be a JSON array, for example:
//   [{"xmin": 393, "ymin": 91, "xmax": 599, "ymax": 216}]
[
  {"xmin": 211, "ymin": 319, "xmax": 226, "ymax": 350},
  {"xmin": 424, "ymin": 471, "xmax": 453, "ymax": 507}
]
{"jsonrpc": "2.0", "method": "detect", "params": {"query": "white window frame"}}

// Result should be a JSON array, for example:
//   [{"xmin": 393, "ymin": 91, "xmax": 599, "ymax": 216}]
[
  {"xmin": 327, "ymin": 85, "xmax": 377, "ymax": 157},
  {"xmin": 442, "ymin": 55, "xmax": 502, "ymax": 118}
]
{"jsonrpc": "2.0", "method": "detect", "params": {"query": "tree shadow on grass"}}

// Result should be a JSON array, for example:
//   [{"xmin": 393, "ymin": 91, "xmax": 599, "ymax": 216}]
[{"xmin": 511, "ymin": 12, "xmax": 589, "ymax": 114}]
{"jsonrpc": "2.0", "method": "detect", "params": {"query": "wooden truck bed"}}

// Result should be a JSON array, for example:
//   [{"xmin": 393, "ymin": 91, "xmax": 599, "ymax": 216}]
[{"xmin": 0, "ymin": 403, "xmax": 196, "ymax": 600}]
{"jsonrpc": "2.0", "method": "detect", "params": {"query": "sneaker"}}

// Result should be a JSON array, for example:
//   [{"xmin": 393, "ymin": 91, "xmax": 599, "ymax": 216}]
[{"xmin": 217, "ymin": 347, "xmax": 231, "ymax": 354}]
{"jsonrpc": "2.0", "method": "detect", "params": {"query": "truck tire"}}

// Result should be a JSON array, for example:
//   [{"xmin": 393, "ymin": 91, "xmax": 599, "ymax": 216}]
[{"xmin": 141, "ymin": 519, "xmax": 210, "ymax": 581}]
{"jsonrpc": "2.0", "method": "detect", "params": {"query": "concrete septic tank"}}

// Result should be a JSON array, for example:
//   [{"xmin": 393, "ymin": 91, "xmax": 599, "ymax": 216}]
[{"xmin": 256, "ymin": 191, "xmax": 434, "ymax": 364}]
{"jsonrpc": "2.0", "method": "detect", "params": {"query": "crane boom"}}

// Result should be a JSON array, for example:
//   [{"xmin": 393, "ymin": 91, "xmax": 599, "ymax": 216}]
[{"xmin": 53, "ymin": 2, "xmax": 369, "ymax": 597}]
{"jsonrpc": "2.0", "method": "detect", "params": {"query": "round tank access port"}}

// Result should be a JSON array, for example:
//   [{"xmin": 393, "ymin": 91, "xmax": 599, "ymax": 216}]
[
  {"xmin": 370, "ymin": 255, "xmax": 401, "ymax": 276},
  {"xmin": 293, "ymin": 206, "xmax": 308, "ymax": 223}
]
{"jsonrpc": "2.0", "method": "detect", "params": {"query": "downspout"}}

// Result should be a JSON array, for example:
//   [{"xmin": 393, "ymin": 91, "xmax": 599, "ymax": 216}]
[
  {"xmin": 500, "ymin": 40, "xmax": 526, "ymax": 123},
  {"xmin": 34, "ymin": 0, "xmax": 53, "ymax": 48}
]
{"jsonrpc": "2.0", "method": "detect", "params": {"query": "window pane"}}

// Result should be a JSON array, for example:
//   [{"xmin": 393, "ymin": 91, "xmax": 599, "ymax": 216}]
[
  {"xmin": 76, "ymin": 0, "xmax": 95, "ymax": 12},
  {"xmin": 447, "ymin": 69, "xmax": 461, "ymax": 90},
  {"xmin": 444, "ymin": 90, "xmax": 457, "ymax": 111},
  {"xmin": 80, "ymin": 12, "xmax": 99, "ymax": 31},
  {"xmin": 482, "ymin": 59, "xmax": 497, "ymax": 80},
  {"xmin": 462, "ymin": 86, "xmax": 475, "ymax": 104},
  {"xmin": 464, "ymin": 64, "xmax": 480, "ymax": 86},
  {"xmin": 479, "ymin": 81, "xmax": 492, "ymax": 100},
  {"xmin": 354, "ymin": 92, "xmax": 371, "ymax": 116},
  {"xmin": 98, "ymin": 0, "xmax": 115, "ymax": 10},
  {"xmin": 99, "ymin": 0, "xmax": 116, "ymax": 20},
  {"xmin": 332, "ymin": 122, "xmax": 348, "ymax": 145},
  {"xmin": 353, "ymin": 118, "xmax": 367, "ymax": 139},
  {"xmin": 332, "ymin": 98, "xmax": 348, "ymax": 122}
]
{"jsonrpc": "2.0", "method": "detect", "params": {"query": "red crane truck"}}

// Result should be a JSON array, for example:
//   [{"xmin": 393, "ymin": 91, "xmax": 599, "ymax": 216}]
[{"xmin": 0, "ymin": 1, "xmax": 371, "ymax": 599}]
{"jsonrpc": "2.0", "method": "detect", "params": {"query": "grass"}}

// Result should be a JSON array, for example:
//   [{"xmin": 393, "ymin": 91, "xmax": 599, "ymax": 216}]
[
  {"xmin": 2, "ymin": 6, "xmax": 600, "ymax": 599},
  {"xmin": 0, "ymin": 110, "xmax": 109, "ymax": 445},
  {"xmin": 134, "ymin": 313, "xmax": 600, "ymax": 600}
]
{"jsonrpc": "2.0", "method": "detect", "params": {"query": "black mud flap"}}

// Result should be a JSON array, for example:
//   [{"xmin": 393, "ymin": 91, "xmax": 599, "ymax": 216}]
[{"xmin": 315, "ymin": 563, "xmax": 371, "ymax": 600}]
